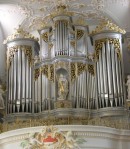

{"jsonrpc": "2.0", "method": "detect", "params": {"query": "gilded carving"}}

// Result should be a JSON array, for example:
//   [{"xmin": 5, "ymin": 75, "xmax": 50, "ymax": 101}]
[
  {"xmin": 77, "ymin": 29, "xmax": 84, "ymax": 40},
  {"xmin": 71, "ymin": 62, "xmax": 87, "ymax": 81},
  {"xmin": 88, "ymin": 64, "xmax": 95, "ymax": 76},
  {"xmin": 71, "ymin": 63, "xmax": 76, "ymax": 81},
  {"xmin": 50, "ymin": 5, "xmax": 74, "ymax": 18},
  {"xmin": 95, "ymin": 38, "xmax": 121, "ymax": 60},
  {"xmin": 7, "ymin": 46, "xmax": 18, "ymax": 68},
  {"xmin": 34, "ymin": 68, "xmax": 40, "ymax": 80},
  {"xmin": 41, "ymin": 65, "xmax": 49, "ymax": 78},
  {"xmin": 77, "ymin": 62, "xmax": 87, "ymax": 75},
  {"xmin": 23, "ymin": 46, "xmax": 32, "ymax": 65},
  {"xmin": 1, "ymin": 117, "xmax": 130, "ymax": 133},
  {"xmin": 7, "ymin": 45, "xmax": 32, "ymax": 68},
  {"xmin": 55, "ymin": 61, "xmax": 69, "ymax": 71},
  {"xmin": 4, "ymin": 25, "xmax": 38, "ymax": 44},
  {"xmin": 20, "ymin": 126, "xmax": 85, "ymax": 149},
  {"xmin": 41, "ymin": 32, "xmax": 48, "ymax": 42},
  {"xmin": 48, "ymin": 43, "xmax": 53, "ymax": 50},
  {"xmin": 90, "ymin": 20, "xmax": 126, "ymax": 35},
  {"xmin": 49, "ymin": 64, "xmax": 54, "ymax": 82},
  {"xmin": 70, "ymin": 41, "xmax": 75, "ymax": 48},
  {"xmin": 41, "ymin": 64, "xmax": 54, "ymax": 82}
]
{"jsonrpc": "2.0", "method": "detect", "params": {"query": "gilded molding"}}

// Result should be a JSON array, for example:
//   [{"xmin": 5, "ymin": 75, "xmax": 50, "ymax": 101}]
[
  {"xmin": 90, "ymin": 20, "xmax": 126, "ymax": 35},
  {"xmin": 4, "ymin": 25, "xmax": 38, "ymax": 44},
  {"xmin": 95, "ymin": 38, "xmax": 121, "ymax": 60}
]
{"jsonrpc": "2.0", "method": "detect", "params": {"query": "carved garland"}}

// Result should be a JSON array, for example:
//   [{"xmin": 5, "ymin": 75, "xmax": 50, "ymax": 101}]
[{"xmin": 95, "ymin": 38, "xmax": 121, "ymax": 61}]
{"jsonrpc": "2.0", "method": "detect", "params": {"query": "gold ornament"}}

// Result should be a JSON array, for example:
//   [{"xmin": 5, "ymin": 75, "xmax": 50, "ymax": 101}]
[
  {"xmin": 77, "ymin": 29, "xmax": 84, "ymax": 40},
  {"xmin": 90, "ymin": 20, "xmax": 126, "ymax": 35},
  {"xmin": 95, "ymin": 38, "xmax": 121, "ymax": 60},
  {"xmin": 4, "ymin": 25, "xmax": 38, "ymax": 44}
]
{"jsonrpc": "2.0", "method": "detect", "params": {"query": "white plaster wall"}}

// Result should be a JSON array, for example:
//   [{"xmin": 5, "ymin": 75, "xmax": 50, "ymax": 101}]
[{"xmin": 0, "ymin": 125, "xmax": 130, "ymax": 149}]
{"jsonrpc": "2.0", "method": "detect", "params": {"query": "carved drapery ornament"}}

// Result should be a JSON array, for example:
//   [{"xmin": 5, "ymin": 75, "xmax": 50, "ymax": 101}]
[
  {"xmin": 7, "ymin": 45, "xmax": 32, "ymax": 68},
  {"xmin": 95, "ymin": 38, "xmax": 121, "ymax": 61},
  {"xmin": 40, "ymin": 64, "xmax": 54, "ymax": 82},
  {"xmin": 71, "ymin": 62, "xmax": 87, "ymax": 81}
]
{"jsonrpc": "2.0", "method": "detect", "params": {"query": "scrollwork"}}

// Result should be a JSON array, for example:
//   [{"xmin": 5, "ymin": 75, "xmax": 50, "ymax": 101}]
[
  {"xmin": 95, "ymin": 38, "xmax": 121, "ymax": 60},
  {"xmin": 7, "ymin": 45, "xmax": 32, "ymax": 68},
  {"xmin": 34, "ymin": 68, "xmax": 40, "ymax": 80},
  {"xmin": 77, "ymin": 29, "xmax": 84, "ymax": 40},
  {"xmin": 90, "ymin": 20, "xmax": 126, "ymax": 35},
  {"xmin": 41, "ymin": 64, "xmax": 54, "ymax": 82},
  {"xmin": 88, "ymin": 64, "xmax": 95, "ymax": 76},
  {"xmin": 4, "ymin": 25, "xmax": 38, "ymax": 44},
  {"xmin": 41, "ymin": 32, "xmax": 48, "ymax": 42}
]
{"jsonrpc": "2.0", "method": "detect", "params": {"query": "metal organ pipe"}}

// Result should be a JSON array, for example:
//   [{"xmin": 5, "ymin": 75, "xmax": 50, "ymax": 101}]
[
  {"xmin": 6, "ymin": 36, "xmax": 39, "ymax": 115},
  {"xmin": 53, "ymin": 16, "xmax": 70, "ymax": 56},
  {"xmin": 92, "ymin": 32, "xmax": 125, "ymax": 111}
]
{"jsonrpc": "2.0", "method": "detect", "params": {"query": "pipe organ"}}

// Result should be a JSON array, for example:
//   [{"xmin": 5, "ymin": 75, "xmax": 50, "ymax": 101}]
[{"xmin": 4, "ymin": 8, "xmax": 126, "ymax": 120}]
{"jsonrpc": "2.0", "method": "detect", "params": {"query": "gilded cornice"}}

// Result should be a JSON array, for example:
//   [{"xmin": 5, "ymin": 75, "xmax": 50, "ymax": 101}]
[
  {"xmin": 4, "ymin": 25, "xmax": 39, "ymax": 44},
  {"xmin": 90, "ymin": 20, "xmax": 126, "ymax": 35}
]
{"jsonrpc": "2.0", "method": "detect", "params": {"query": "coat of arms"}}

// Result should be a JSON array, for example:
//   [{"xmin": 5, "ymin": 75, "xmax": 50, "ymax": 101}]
[{"xmin": 20, "ymin": 126, "xmax": 85, "ymax": 149}]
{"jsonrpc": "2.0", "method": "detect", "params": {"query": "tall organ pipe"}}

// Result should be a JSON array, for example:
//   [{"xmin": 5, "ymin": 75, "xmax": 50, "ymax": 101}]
[
  {"xmin": 92, "ymin": 32, "xmax": 125, "ymax": 112},
  {"xmin": 6, "ymin": 37, "xmax": 39, "ymax": 114}
]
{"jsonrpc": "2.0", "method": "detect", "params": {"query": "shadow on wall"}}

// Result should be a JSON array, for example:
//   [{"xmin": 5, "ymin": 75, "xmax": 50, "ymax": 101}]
[{"xmin": 0, "ymin": 23, "xmax": 6, "ymax": 84}]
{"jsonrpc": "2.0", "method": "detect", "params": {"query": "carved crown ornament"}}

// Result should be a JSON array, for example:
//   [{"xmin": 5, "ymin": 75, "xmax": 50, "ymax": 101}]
[
  {"xmin": 90, "ymin": 20, "xmax": 126, "ymax": 35},
  {"xmin": 3, "ymin": 25, "xmax": 39, "ymax": 44}
]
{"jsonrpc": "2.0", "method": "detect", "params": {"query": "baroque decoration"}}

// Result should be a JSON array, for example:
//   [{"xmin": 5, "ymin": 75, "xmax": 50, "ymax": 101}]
[
  {"xmin": 20, "ymin": 126, "xmax": 85, "ymax": 149},
  {"xmin": 2, "ymin": 0, "xmax": 128, "ymax": 144}
]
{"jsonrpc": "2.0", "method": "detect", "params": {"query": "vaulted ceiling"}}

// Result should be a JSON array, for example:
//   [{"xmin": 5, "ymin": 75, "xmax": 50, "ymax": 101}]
[{"xmin": 0, "ymin": 0, "xmax": 130, "ymax": 82}]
